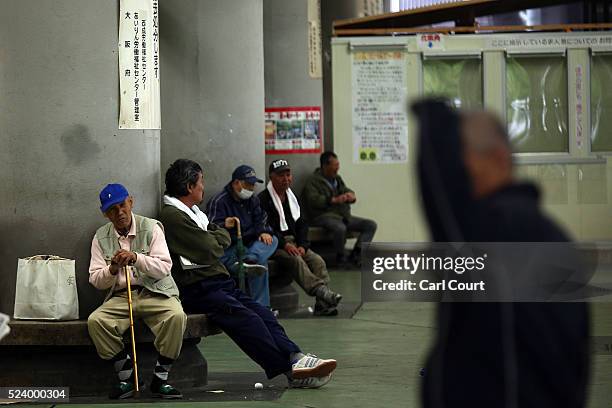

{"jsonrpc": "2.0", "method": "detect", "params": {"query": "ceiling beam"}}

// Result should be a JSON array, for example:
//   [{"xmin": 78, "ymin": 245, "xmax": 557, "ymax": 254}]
[{"xmin": 334, "ymin": 0, "xmax": 585, "ymax": 31}]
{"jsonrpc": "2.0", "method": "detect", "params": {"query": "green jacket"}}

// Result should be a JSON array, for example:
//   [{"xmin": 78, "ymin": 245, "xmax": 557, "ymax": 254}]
[
  {"xmin": 302, "ymin": 168, "xmax": 354, "ymax": 221},
  {"xmin": 158, "ymin": 204, "xmax": 231, "ymax": 289}
]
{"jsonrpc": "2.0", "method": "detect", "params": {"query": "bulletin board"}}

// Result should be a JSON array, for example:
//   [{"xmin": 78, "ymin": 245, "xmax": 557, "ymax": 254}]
[{"xmin": 264, "ymin": 106, "xmax": 322, "ymax": 154}]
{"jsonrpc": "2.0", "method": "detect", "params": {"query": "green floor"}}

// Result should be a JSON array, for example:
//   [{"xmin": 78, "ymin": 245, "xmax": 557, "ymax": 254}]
[{"xmin": 24, "ymin": 269, "xmax": 612, "ymax": 407}]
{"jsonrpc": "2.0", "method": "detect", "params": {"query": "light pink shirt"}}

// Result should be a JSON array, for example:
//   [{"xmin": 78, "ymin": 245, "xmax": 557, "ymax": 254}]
[{"xmin": 89, "ymin": 214, "xmax": 173, "ymax": 291}]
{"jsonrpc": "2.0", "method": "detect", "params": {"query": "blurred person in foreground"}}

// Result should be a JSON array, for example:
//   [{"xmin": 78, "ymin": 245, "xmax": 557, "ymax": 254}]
[{"xmin": 414, "ymin": 100, "xmax": 590, "ymax": 408}]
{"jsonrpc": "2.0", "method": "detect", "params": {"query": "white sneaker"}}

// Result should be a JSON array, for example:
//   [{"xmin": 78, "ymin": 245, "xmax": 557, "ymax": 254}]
[
  {"xmin": 289, "ymin": 374, "xmax": 332, "ymax": 389},
  {"xmin": 0, "ymin": 313, "xmax": 10, "ymax": 341},
  {"xmin": 291, "ymin": 354, "xmax": 337, "ymax": 379}
]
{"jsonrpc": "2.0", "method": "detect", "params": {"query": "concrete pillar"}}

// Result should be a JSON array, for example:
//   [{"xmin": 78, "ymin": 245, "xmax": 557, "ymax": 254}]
[
  {"xmin": 321, "ymin": 0, "xmax": 361, "ymax": 152},
  {"xmin": 263, "ymin": 0, "xmax": 324, "ymax": 192},
  {"xmin": 0, "ymin": 0, "xmax": 161, "ymax": 318},
  {"xmin": 160, "ymin": 0, "xmax": 265, "ymax": 197}
]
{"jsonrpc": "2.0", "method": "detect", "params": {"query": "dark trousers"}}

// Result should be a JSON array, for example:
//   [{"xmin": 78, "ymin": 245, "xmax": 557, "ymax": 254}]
[
  {"xmin": 180, "ymin": 276, "xmax": 300, "ymax": 379},
  {"xmin": 312, "ymin": 215, "xmax": 377, "ymax": 256}
]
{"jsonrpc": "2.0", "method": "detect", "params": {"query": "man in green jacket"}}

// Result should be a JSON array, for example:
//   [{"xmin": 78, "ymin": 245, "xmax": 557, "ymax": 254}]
[
  {"xmin": 302, "ymin": 151, "xmax": 377, "ymax": 266},
  {"xmin": 159, "ymin": 159, "xmax": 337, "ymax": 389}
]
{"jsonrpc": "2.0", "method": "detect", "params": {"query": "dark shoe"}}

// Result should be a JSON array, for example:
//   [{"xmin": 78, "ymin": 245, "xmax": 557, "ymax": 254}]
[
  {"xmin": 244, "ymin": 261, "xmax": 267, "ymax": 276},
  {"xmin": 313, "ymin": 285, "xmax": 343, "ymax": 307},
  {"xmin": 313, "ymin": 299, "xmax": 339, "ymax": 316},
  {"xmin": 334, "ymin": 253, "xmax": 349, "ymax": 268},
  {"xmin": 231, "ymin": 261, "xmax": 267, "ymax": 276},
  {"xmin": 108, "ymin": 381, "xmax": 135, "ymax": 399},
  {"xmin": 349, "ymin": 248, "xmax": 362, "ymax": 268},
  {"xmin": 150, "ymin": 379, "xmax": 183, "ymax": 399}
]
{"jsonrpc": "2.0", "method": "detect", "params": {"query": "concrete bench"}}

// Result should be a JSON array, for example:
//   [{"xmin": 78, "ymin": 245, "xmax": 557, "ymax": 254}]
[
  {"xmin": 307, "ymin": 226, "xmax": 359, "ymax": 242},
  {"xmin": 307, "ymin": 226, "xmax": 360, "ymax": 266},
  {"xmin": 0, "ymin": 314, "xmax": 220, "ymax": 396},
  {"xmin": 268, "ymin": 259, "xmax": 299, "ymax": 314}
]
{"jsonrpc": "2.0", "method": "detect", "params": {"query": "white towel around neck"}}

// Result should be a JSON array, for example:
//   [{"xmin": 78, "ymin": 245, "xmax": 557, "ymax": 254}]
[
  {"xmin": 266, "ymin": 181, "xmax": 300, "ymax": 232},
  {"xmin": 163, "ymin": 195, "xmax": 211, "ymax": 269},
  {"xmin": 163, "ymin": 195, "xmax": 209, "ymax": 231}
]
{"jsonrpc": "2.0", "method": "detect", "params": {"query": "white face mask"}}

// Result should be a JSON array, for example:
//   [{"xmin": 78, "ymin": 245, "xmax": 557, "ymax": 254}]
[{"xmin": 237, "ymin": 188, "xmax": 253, "ymax": 200}]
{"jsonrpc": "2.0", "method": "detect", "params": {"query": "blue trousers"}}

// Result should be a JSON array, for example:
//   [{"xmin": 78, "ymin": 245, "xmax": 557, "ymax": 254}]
[
  {"xmin": 180, "ymin": 275, "xmax": 300, "ymax": 379},
  {"xmin": 220, "ymin": 236, "xmax": 278, "ymax": 307}
]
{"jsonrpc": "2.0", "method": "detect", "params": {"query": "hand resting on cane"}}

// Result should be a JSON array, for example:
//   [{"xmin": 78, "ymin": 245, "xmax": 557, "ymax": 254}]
[{"xmin": 109, "ymin": 249, "xmax": 137, "ymax": 275}]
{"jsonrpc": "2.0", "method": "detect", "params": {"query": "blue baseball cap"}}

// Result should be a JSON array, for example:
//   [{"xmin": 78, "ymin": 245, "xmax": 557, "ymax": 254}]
[
  {"xmin": 99, "ymin": 183, "xmax": 130, "ymax": 212},
  {"xmin": 232, "ymin": 165, "xmax": 263, "ymax": 184}
]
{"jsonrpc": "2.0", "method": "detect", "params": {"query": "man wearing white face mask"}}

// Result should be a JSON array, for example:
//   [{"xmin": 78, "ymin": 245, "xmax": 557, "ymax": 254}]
[{"xmin": 206, "ymin": 165, "xmax": 278, "ymax": 308}]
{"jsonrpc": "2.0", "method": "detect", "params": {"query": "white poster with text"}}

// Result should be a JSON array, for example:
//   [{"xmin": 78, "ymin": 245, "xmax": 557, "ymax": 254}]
[
  {"xmin": 352, "ymin": 51, "xmax": 408, "ymax": 163},
  {"xmin": 119, "ymin": 0, "xmax": 161, "ymax": 129},
  {"xmin": 307, "ymin": 0, "xmax": 322, "ymax": 79}
]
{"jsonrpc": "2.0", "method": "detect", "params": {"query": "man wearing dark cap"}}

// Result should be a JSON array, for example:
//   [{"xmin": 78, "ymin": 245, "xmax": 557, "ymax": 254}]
[
  {"xmin": 88, "ymin": 184, "xmax": 186, "ymax": 400},
  {"xmin": 259, "ymin": 159, "xmax": 343, "ymax": 316},
  {"xmin": 206, "ymin": 165, "xmax": 278, "ymax": 308}
]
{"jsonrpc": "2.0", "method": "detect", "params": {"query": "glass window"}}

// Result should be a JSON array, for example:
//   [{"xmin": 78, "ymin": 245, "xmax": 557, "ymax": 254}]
[
  {"xmin": 423, "ymin": 58, "xmax": 483, "ymax": 110},
  {"xmin": 506, "ymin": 56, "xmax": 568, "ymax": 153},
  {"xmin": 591, "ymin": 55, "xmax": 612, "ymax": 152}
]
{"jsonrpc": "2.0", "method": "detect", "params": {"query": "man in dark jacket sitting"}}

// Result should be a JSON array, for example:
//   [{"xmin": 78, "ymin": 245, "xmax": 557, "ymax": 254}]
[
  {"xmin": 206, "ymin": 165, "xmax": 277, "ymax": 308},
  {"xmin": 301, "ymin": 151, "xmax": 377, "ymax": 266},
  {"xmin": 259, "ymin": 159, "xmax": 342, "ymax": 316}
]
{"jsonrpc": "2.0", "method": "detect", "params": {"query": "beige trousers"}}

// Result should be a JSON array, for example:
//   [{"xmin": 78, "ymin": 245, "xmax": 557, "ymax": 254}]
[
  {"xmin": 87, "ymin": 289, "xmax": 187, "ymax": 360},
  {"xmin": 273, "ymin": 237, "xmax": 330, "ymax": 295}
]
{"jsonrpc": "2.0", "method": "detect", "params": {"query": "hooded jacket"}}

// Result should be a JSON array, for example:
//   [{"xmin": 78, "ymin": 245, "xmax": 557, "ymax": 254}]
[{"xmin": 414, "ymin": 100, "xmax": 590, "ymax": 408}]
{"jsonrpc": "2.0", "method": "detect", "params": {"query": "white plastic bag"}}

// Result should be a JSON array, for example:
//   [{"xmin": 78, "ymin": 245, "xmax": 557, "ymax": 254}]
[{"xmin": 14, "ymin": 255, "xmax": 79, "ymax": 320}]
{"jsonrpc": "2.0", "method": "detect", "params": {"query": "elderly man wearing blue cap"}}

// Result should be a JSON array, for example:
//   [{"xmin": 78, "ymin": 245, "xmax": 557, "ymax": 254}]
[
  {"xmin": 206, "ymin": 165, "xmax": 278, "ymax": 308},
  {"xmin": 87, "ymin": 184, "xmax": 186, "ymax": 400}
]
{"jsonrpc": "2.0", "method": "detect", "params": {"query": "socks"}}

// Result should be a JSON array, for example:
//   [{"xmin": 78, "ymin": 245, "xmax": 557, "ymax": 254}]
[
  {"xmin": 111, "ymin": 351, "xmax": 176, "ymax": 386},
  {"xmin": 283, "ymin": 352, "xmax": 306, "ymax": 380},
  {"xmin": 289, "ymin": 352, "xmax": 305, "ymax": 365},
  {"xmin": 153, "ymin": 354, "xmax": 174, "ymax": 384},
  {"xmin": 111, "ymin": 349, "xmax": 134, "ymax": 382}
]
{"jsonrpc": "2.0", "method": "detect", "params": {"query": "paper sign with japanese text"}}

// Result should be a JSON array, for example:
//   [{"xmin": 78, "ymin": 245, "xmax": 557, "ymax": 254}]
[{"xmin": 119, "ymin": 0, "xmax": 161, "ymax": 129}]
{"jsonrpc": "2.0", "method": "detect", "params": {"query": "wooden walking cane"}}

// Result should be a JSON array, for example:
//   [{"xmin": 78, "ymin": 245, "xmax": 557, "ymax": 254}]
[{"xmin": 123, "ymin": 265, "xmax": 139, "ymax": 392}]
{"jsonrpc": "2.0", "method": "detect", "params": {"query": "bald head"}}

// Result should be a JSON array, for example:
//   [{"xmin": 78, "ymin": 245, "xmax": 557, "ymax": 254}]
[
  {"xmin": 460, "ymin": 111, "xmax": 513, "ymax": 199},
  {"xmin": 461, "ymin": 111, "xmax": 509, "ymax": 153}
]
